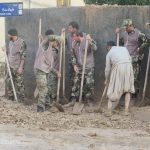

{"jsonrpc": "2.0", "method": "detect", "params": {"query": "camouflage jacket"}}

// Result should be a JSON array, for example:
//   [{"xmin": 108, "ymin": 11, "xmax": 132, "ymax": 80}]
[
  {"xmin": 71, "ymin": 37, "xmax": 97, "ymax": 70},
  {"xmin": 120, "ymin": 28, "xmax": 150, "ymax": 59},
  {"xmin": 8, "ymin": 37, "xmax": 27, "ymax": 69}
]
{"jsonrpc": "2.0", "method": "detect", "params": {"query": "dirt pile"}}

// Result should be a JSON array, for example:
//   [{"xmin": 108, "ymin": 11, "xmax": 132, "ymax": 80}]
[{"xmin": 0, "ymin": 97, "xmax": 149, "ymax": 132}]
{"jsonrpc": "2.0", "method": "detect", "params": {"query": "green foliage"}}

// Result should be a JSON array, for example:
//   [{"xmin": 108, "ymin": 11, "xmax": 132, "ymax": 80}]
[{"xmin": 84, "ymin": 0, "xmax": 150, "ymax": 5}]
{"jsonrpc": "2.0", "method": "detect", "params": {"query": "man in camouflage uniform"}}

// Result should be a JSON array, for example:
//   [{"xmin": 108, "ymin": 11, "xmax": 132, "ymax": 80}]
[
  {"xmin": 67, "ymin": 22, "xmax": 79, "ymax": 99},
  {"xmin": 34, "ymin": 33, "xmax": 63, "ymax": 112},
  {"xmin": 116, "ymin": 19, "xmax": 150, "ymax": 97},
  {"xmin": 6, "ymin": 28, "xmax": 27, "ymax": 101},
  {"xmin": 38, "ymin": 29, "xmax": 62, "ymax": 109},
  {"xmin": 65, "ymin": 31, "xmax": 97, "ymax": 107},
  {"xmin": 46, "ymin": 40, "xmax": 61, "ymax": 106}
]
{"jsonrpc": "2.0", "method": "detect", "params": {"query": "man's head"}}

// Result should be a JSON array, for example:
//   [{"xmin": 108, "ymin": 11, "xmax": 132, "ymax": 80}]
[
  {"xmin": 72, "ymin": 31, "xmax": 83, "ymax": 42},
  {"xmin": 106, "ymin": 41, "xmax": 116, "ymax": 51},
  {"xmin": 68, "ymin": 21, "xmax": 79, "ymax": 34},
  {"xmin": 121, "ymin": 19, "xmax": 134, "ymax": 33},
  {"xmin": 50, "ymin": 39, "xmax": 59, "ymax": 48},
  {"xmin": 45, "ymin": 29, "xmax": 54, "ymax": 36},
  {"xmin": 8, "ymin": 28, "xmax": 18, "ymax": 41}
]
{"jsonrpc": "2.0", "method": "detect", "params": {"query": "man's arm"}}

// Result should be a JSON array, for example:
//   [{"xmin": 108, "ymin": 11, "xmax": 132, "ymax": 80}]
[
  {"xmin": 89, "ymin": 39, "xmax": 97, "ymax": 51},
  {"xmin": 115, "ymin": 27, "xmax": 124, "ymax": 46},
  {"xmin": 70, "ymin": 41, "xmax": 80, "ymax": 73},
  {"xmin": 86, "ymin": 34, "xmax": 97, "ymax": 51},
  {"xmin": 50, "ymin": 48, "xmax": 60, "ymax": 77},
  {"xmin": 51, "ymin": 68, "xmax": 61, "ymax": 78},
  {"xmin": 138, "ymin": 32, "xmax": 150, "ymax": 54},
  {"xmin": 38, "ymin": 34, "xmax": 44, "ymax": 44},
  {"xmin": 18, "ymin": 41, "xmax": 27, "ymax": 74},
  {"xmin": 70, "ymin": 40, "xmax": 77, "ymax": 65},
  {"xmin": 71, "ymin": 48, "xmax": 79, "ymax": 73}
]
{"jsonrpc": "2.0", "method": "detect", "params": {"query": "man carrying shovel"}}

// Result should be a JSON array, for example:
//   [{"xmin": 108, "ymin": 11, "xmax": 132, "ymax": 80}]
[
  {"xmin": 5, "ymin": 28, "xmax": 27, "ymax": 101},
  {"xmin": 105, "ymin": 41, "xmax": 135, "ymax": 116},
  {"xmin": 34, "ymin": 32, "xmax": 64, "ymax": 112},
  {"xmin": 115, "ymin": 19, "xmax": 150, "ymax": 99},
  {"xmin": 37, "ymin": 29, "xmax": 55, "ymax": 104},
  {"xmin": 64, "ymin": 31, "xmax": 97, "ymax": 107},
  {"xmin": 67, "ymin": 21, "xmax": 79, "ymax": 99}
]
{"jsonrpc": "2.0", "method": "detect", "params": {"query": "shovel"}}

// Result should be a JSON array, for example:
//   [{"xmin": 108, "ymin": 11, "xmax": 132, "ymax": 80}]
[
  {"xmin": 139, "ymin": 46, "xmax": 150, "ymax": 106},
  {"xmin": 139, "ymin": 23, "xmax": 150, "ymax": 106},
  {"xmin": 94, "ymin": 85, "xmax": 108, "ymax": 113},
  {"xmin": 52, "ymin": 31, "xmax": 64, "ymax": 112},
  {"xmin": 72, "ymin": 38, "xmax": 89, "ymax": 115},
  {"xmin": 5, "ymin": 50, "xmax": 18, "ymax": 102},
  {"xmin": 62, "ymin": 31, "xmax": 68, "ymax": 104},
  {"xmin": 117, "ymin": 32, "xmax": 119, "ymax": 47},
  {"xmin": 34, "ymin": 18, "xmax": 42, "ymax": 99}
]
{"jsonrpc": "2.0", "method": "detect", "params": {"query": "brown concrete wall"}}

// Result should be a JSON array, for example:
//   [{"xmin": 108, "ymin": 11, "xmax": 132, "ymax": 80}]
[{"xmin": 5, "ymin": 6, "xmax": 150, "ymax": 102}]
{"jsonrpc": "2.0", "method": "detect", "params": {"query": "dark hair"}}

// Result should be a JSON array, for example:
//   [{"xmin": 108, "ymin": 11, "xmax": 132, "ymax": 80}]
[
  {"xmin": 45, "ymin": 29, "xmax": 54, "ymax": 36},
  {"xmin": 107, "ymin": 41, "xmax": 116, "ymax": 47},
  {"xmin": 73, "ymin": 31, "xmax": 83, "ymax": 37},
  {"xmin": 69, "ymin": 21, "xmax": 79, "ymax": 30}
]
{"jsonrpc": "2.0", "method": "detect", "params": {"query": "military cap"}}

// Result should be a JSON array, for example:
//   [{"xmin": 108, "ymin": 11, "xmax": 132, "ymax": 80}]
[
  {"xmin": 8, "ymin": 28, "xmax": 18, "ymax": 36},
  {"xmin": 121, "ymin": 19, "xmax": 133, "ymax": 28}
]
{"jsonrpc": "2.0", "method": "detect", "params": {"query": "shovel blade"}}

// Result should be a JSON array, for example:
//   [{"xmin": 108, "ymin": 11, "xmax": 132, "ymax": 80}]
[
  {"xmin": 53, "ymin": 101, "xmax": 64, "ymax": 112},
  {"xmin": 72, "ymin": 102, "xmax": 84, "ymax": 115},
  {"xmin": 94, "ymin": 107, "xmax": 103, "ymax": 113}
]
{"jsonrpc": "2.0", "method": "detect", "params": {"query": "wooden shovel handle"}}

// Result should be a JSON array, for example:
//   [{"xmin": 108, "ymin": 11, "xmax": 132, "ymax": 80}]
[
  {"xmin": 39, "ymin": 18, "xmax": 41, "ymax": 46},
  {"xmin": 79, "ymin": 38, "xmax": 89, "ymax": 103},
  {"xmin": 140, "ymin": 46, "xmax": 150, "ymax": 105},
  {"xmin": 117, "ymin": 32, "xmax": 119, "ymax": 46},
  {"xmin": 5, "ymin": 51, "xmax": 18, "ymax": 102},
  {"xmin": 62, "ymin": 32, "xmax": 66, "ymax": 98},
  {"xmin": 56, "ymin": 32, "xmax": 64, "ymax": 103}
]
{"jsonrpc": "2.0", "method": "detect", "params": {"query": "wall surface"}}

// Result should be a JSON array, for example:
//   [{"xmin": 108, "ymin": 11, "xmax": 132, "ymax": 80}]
[{"xmin": 5, "ymin": 6, "xmax": 150, "ymax": 102}]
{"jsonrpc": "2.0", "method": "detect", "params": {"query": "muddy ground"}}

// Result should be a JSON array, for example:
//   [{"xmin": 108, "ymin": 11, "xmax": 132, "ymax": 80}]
[
  {"xmin": 0, "ymin": 124, "xmax": 150, "ymax": 150},
  {"xmin": 0, "ymin": 97, "xmax": 150, "ymax": 149},
  {"xmin": 0, "ymin": 97, "xmax": 149, "ymax": 132}
]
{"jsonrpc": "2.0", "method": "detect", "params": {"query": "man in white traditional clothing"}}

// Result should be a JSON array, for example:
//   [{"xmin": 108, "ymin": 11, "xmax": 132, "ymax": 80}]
[{"xmin": 105, "ymin": 41, "xmax": 135, "ymax": 116}]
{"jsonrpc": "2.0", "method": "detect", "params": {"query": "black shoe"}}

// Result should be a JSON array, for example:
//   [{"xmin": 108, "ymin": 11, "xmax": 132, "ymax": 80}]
[
  {"xmin": 132, "ymin": 93, "xmax": 138, "ymax": 99},
  {"xmin": 37, "ymin": 106, "xmax": 44, "ymax": 112}
]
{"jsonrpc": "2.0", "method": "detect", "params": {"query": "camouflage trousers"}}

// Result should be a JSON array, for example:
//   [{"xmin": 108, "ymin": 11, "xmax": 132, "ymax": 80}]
[
  {"xmin": 6, "ymin": 68, "xmax": 25, "ymax": 101},
  {"xmin": 36, "ymin": 69, "xmax": 48, "ymax": 110},
  {"xmin": 132, "ymin": 56, "xmax": 141, "ymax": 94},
  {"xmin": 68, "ymin": 63, "xmax": 75, "ymax": 99},
  {"xmin": 46, "ymin": 71, "xmax": 58, "ymax": 104},
  {"xmin": 70, "ymin": 68, "xmax": 94, "ymax": 102}
]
